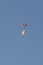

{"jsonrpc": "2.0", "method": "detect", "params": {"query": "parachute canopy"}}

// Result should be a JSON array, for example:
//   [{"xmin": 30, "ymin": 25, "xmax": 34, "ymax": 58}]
[{"xmin": 22, "ymin": 23, "xmax": 28, "ymax": 27}]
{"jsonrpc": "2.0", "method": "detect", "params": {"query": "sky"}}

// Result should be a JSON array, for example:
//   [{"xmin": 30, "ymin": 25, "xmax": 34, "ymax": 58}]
[{"xmin": 0, "ymin": 0, "xmax": 43, "ymax": 65}]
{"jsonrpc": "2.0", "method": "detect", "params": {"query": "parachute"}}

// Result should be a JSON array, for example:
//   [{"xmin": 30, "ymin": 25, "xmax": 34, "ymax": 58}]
[
  {"xmin": 22, "ymin": 23, "xmax": 28, "ymax": 27},
  {"xmin": 21, "ymin": 23, "xmax": 28, "ymax": 36},
  {"xmin": 21, "ymin": 23, "xmax": 32, "ymax": 36}
]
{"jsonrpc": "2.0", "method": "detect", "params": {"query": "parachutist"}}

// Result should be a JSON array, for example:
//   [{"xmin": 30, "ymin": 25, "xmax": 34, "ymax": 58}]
[{"xmin": 21, "ymin": 29, "xmax": 25, "ymax": 36}]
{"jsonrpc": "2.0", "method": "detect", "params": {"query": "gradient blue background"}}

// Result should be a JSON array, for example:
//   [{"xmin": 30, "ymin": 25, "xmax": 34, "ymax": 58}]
[{"xmin": 0, "ymin": 0, "xmax": 43, "ymax": 65}]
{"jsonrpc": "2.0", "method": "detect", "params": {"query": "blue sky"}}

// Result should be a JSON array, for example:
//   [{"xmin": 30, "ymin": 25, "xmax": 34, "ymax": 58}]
[{"xmin": 0, "ymin": 0, "xmax": 43, "ymax": 65}]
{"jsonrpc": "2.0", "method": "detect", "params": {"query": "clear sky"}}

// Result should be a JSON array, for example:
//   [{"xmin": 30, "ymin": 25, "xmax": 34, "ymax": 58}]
[{"xmin": 0, "ymin": 0, "xmax": 43, "ymax": 65}]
